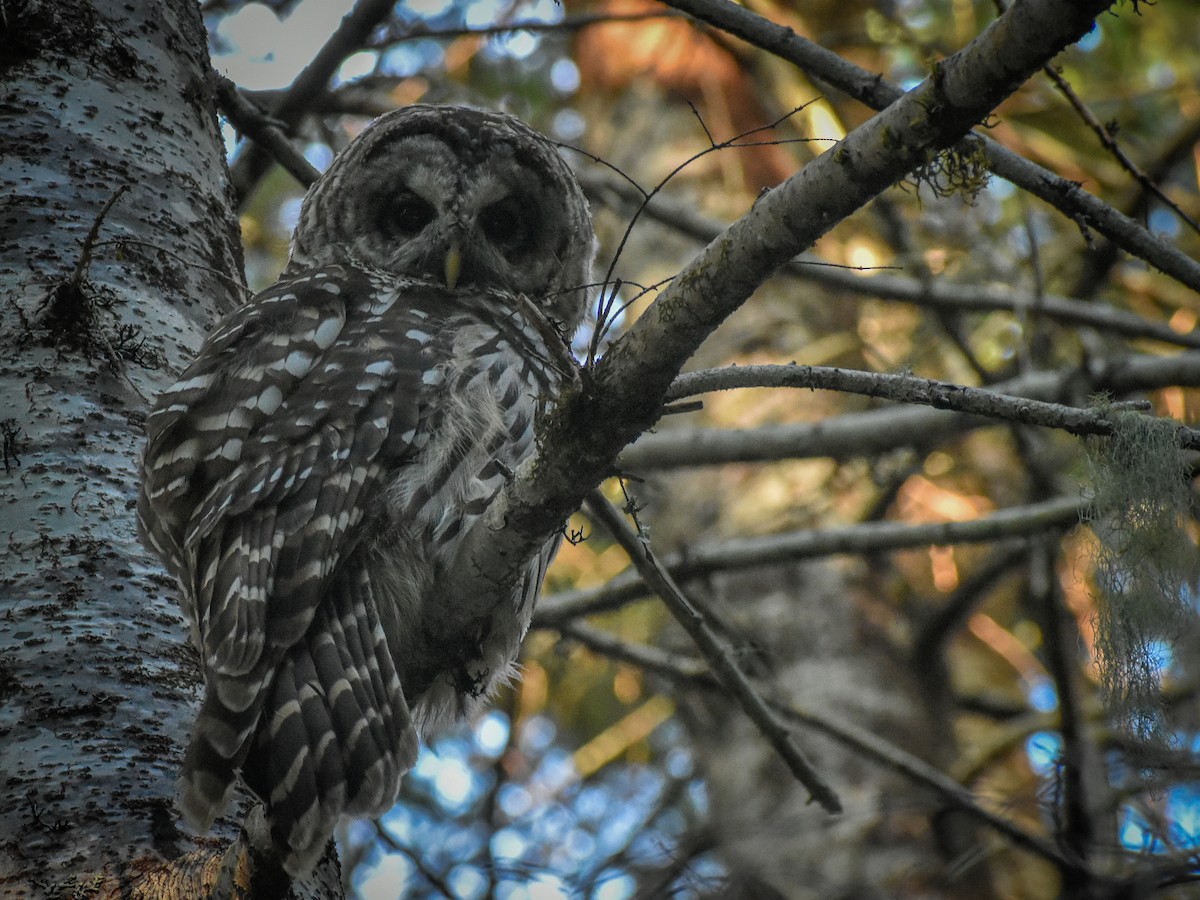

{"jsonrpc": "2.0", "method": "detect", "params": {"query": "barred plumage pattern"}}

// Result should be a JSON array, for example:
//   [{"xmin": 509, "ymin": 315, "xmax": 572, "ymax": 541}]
[{"xmin": 138, "ymin": 106, "xmax": 592, "ymax": 874}]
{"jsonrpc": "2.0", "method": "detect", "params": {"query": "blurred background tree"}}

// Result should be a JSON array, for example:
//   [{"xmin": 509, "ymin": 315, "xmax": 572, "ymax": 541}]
[
  {"xmin": 3, "ymin": 0, "xmax": 1198, "ymax": 896},
  {"xmin": 211, "ymin": 0, "xmax": 1200, "ymax": 896}
]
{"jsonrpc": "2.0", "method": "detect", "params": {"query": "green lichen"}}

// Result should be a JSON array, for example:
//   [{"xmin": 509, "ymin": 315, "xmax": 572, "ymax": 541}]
[
  {"xmin": 1082, "ymin": 407, "xmax": 1197, "ymax": 747},
  {"xmin": 905, "ymin": 139, "xmax": 990, "ymax": 203}
]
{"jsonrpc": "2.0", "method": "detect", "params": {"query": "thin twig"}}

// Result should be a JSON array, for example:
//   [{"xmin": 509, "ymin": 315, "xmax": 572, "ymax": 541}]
[
  {"xmin": 37, "ymin": 186, "xmax": 138, "ymax": 381},
  {"xmin": 372, "ymin": 820, "xmax": 459, "ymax": 899},
  {"xmin": 67, "ymin": 184, "xmax": 129, "ymax": 290},
  {"xmin": 989, "ymin": 0, "xmax": 1200, "ymax": 242},
  {"xmin": 94, "ymin": 238, "xmax": 251, "ymax": 303},
  {"xmin": 585, "ymin": 489, "xmax": 843, "ymax": 814},
  {"xmin": 1071, "ymin": 113, "xmax": 1200, "ymax": 299},
  {"xmin": 214, "ymin": 75, "xmax": 321, "ymax": 189},
  {"xmin": 630, "ymin": 827, "xmax": 718, "ymax": 900},
  {"xmin": 583, "ymin": 104, "xmax": 814, "ymax": 364},
  {"xmin": 554, "ymin": 620, "xmax": 709, "ymax": 680},
  {"xmin": 1041, "ymin": 66, "xmax": 1200, "ymax": 238}
]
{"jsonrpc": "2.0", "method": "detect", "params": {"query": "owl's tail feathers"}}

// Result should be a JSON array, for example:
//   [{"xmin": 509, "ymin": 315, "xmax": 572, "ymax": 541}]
[
  {"xmin": 178, "ymin": 668, "xmax": 274, "ymax": 834},
  {"xmin": 245, "ymin": 566, "xmax": 420, "ymax": 876}
]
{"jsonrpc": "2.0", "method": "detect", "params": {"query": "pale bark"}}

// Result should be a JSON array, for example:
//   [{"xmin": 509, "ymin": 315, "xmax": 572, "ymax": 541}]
[{"xmin": 0, "ymin": 0, "xmax": 243, "ymax": 892}]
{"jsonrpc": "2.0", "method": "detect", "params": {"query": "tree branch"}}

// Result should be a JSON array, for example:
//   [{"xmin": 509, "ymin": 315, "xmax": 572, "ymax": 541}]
[
  {"xmin": 536, "ymin": 496, "xmax": 1082, "ymax": 627},
  {"xmin": 215, "ymin": 76, "xmax": 321, "ymax": 189},
  {"xmin": 1038, "ymin": 56, "xmax": 1200, "ymax": 238},
  {"xmin": 584, "ymin": 489, "xmax": 843, "ymax": 813},
  {"xmin": 431, "ymin": 0, "xmax": 1115, "ymax": 709},
  {"xmin": 666, "ymin": 363, "xmax": 1200, "ymax": 444},
  {"xmin": 579, "ymin": 170, "xmax": 1200, "ymax": 350},
  {"xmin": 623, "ymin": 355, "xmax": 1200, "ymax": 470},
  {"xmin": 661, "ymin": 0, "xmax": 1200, "ymax": 295},
  {"xmin": 227, "ymin": 0, "xmax": 397, "ymax": 203},
  {"xmin": 552, "ymin": 620, "xmax": 709, "ymax": 680}
]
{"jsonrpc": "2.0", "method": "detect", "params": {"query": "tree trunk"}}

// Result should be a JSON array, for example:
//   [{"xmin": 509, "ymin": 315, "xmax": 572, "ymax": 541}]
[{"xmin": 0, "ymin": 0, "xmax": 247, "ymax": 893}]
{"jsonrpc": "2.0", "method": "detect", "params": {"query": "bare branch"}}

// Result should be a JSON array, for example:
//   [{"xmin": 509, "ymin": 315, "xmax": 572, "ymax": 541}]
[
  {"xmin": 624, "ymin": 355, "xmax": 1200, "ymax": 470},
  {"xmin": 551, "ymin": 621, "xmax": 709, "ymax": 681},
  {"xmin": 585, "ymin": 490, "xmax": 843, "ymax": 814},
  {"xmin": 1039, "ymin": 63, "xmax": 1200, "ymax": 238},
  {"xmin": 579, "ymin": 170, "xmax": 1200, "ymax": 350},
  {"xmin": 227, "ymin": 0, "xmax": 398, "ymax": 203},
  {"xmin": 665, "ymin": 364, "xmax": 1200, "ymax": 445},
  {"xmin": 660, "ymin": 0, "xmax": 1200, "ymax": 295},
  {"xmin": 372, "ymin": 820, "xmax": 457, "ymax": 900},
  {"xmin": 537, "ymin": 497, "xmax": 1082, "ymax": 627},
  {"xmin": 215, "ymin": 75, "xmax": 321, "ymax": 189}
]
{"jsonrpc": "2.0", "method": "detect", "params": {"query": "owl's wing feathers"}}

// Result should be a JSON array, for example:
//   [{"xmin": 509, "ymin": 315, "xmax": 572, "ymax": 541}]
[
  {"xmin": 140, "ymin": 269, "xmax": 349, "ymax": 587},
  {"xmin": 146, "ymin": 268, "xmax": 435, "ymax": 836},
  {"xmin": 155, "ymin": 269, "xmax": 414, "ymax": 673}
]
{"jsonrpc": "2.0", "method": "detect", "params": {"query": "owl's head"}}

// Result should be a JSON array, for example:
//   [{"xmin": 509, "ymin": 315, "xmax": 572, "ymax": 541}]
[{"xmin": 288, "ymin": 105, "xmax": 594, "ymax": 331}]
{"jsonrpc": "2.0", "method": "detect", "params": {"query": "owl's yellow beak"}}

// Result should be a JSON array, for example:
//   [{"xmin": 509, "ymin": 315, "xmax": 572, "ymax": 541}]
[{"xmin": 444, "ymin": 241, "xmax": 463, "ymax": 290}]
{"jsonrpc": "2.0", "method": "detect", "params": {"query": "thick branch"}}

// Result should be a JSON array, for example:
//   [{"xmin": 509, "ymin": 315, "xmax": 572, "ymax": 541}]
[{"xmin": 433, "ymin": 0, "xmax": 1113, "ymax": 663}]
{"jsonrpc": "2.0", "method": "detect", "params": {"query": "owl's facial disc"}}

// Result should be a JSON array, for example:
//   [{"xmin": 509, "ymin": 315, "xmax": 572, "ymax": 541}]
[
  {"xmin": 353, "ymin": 144, "xmax": 562, "ymax": 298},
  {"xmin": 290, "ymin": 105, "xmax": 593, "ymax": 331}
]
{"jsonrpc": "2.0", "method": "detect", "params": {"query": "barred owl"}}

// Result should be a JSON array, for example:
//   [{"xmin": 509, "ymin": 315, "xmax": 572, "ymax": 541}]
[{"xmin": 137, "ymin": 105, "xmax": 593, "ymax": 874}]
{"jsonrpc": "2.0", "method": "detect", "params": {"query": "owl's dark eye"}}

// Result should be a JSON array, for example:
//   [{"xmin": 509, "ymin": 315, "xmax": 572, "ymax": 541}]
[
  {"xmin": 480, "ymin": 197, "xmax": 534, "ymax": 256},
  {"xmin": 379, "ymin": 192, "xmax": 435, "ymax": 237}
]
